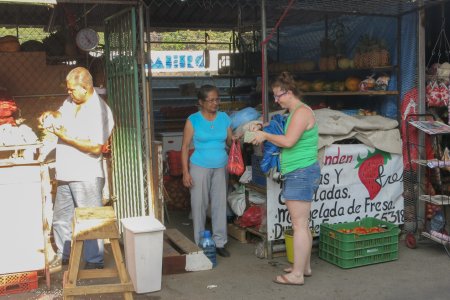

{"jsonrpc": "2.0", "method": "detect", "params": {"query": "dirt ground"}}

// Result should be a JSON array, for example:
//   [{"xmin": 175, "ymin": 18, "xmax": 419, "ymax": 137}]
[{"xmin": 2, "ymin": 211, "xmax": 450, "ymax": 300}]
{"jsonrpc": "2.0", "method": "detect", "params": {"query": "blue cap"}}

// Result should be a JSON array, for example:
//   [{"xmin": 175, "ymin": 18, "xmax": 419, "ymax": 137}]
[{"xmin": 203, "ymin": 230, "xmax": 212, "ymax": 238}]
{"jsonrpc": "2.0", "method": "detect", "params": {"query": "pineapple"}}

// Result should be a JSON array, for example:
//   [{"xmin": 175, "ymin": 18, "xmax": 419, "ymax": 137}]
[
  {"xmin": 368, "ymin": 39, "xmax": 381, "ymax": 68},
  {"xmin": 379, "ymin": 40, "xmax": 390, "ymax": 66},
  {"xmin": 353, "ymin": 44, "xmax": 362, "ymax": 69},
  {"xmin": 354, "ymin": 36, "xmax": 369, "ymax": 68},
  {"xmin": 361, "ymin": 36, "xmax": 372, "ymax": 68}
]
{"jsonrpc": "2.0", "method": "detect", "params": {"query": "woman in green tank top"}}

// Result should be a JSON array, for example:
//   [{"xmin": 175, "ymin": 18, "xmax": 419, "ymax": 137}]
[{"xmin": 250, "ymin": 72, "xmax": 320, "ymax": 286}]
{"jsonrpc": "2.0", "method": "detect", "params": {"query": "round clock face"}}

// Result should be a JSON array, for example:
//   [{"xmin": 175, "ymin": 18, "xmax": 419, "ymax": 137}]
[{"xmin": 75, "ymin": 28, "xmax": 99, "ymax": 51}]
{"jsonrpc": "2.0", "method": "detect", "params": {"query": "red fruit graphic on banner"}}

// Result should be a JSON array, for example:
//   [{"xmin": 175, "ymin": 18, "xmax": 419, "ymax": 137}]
[{"xmin": 355, "ymin": 149, "xmax": 391, "ymax": 200}]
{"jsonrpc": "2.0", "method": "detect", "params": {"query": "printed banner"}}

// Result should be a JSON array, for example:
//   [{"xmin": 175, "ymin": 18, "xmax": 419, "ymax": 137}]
[
  {"xmin": 149, "ymin": 50, "xmax": 228, "ymax": 73},
  {"xmin": 267, "ymin": 144, "xmax": 404, "ymax": 241}
]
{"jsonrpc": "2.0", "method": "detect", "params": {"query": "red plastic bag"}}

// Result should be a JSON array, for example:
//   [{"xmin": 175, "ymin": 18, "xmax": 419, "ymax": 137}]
[
  {"xmin": 227, "ymin": 140, "xmax": 245, "ymax": 176},
  {"xmin": 237, "ymin": 205, "xmax": 265, "ymax": 228},
  {"xmin": 0, "ymin": 117, "xmax": 15, "ymax": 125}
]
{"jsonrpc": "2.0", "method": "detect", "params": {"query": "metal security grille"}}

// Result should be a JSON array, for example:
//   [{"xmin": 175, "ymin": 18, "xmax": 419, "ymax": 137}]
[
  {"xmin": 105, "ymin": 7, "xmax": 149, "ymax": 224},
  {"xmin": 145, "ymin": 0, "xmax": 449, "ymax": 29}
]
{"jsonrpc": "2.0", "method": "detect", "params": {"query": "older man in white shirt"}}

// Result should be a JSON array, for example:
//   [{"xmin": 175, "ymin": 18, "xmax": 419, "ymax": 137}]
[{"xmin": 40, "ymin": 67, "xmax": 114, "ymax": 273}]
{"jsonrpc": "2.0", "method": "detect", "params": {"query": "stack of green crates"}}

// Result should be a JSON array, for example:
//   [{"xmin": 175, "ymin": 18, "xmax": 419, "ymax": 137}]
[{"xmin": 319, "ymin": 217, "xmax": 400, "ymax": 269}]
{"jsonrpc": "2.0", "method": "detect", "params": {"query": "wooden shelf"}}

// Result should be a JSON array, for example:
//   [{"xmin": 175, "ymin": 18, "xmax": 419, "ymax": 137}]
[
  {"xmin": 246, "ymin": 226, "xmax": 266, "ymax": 238},
  {"xmin": 212, "ymin": 74, "xmax": 260, "ymax": 79},
  {"xmin": 244, "ymin": 182, "xmax": 266, "ymax": 194},
  {"xmin": 154, "ymin": 118, "xmax": 186, "ymax": 123},
  {"xmin": 270, "ymin": 65, "xmax": 396, "ymax": 76},
  {"xmin": 302, "ymin": 90, "xmax": 399, "ymax": 96},
  {"xmin": 214, "ymin": 66, "xmax": 396, "ymax": 78},
  {"xmin": 154, "ymin": 95, "xmax": 232, "ymax": 101},
  {"xmin": 152, "ymin": 86, "xmax": 230, "ymax": 90},
  {"xmin": 152, "ymin": 87, "xmax": 183, "ymax": 90}
]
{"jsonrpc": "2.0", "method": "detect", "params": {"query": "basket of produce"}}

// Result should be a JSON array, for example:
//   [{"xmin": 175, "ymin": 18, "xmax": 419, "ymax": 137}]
[{"xmin": 319, "ymin": 217, "xmax": 400, "ymax": 269}]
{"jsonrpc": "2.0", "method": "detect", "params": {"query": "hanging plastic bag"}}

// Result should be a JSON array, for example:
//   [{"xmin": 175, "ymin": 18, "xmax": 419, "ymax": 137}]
[
  {"xmin": 439, "ymin": 81, "xmax": 450, "ymax": 105},
  {"xmin": 227, "ymin": 140, "xmax": 245, "ymax": 176},
  {"xmin": 426, "ymin": 20, "xmax": 450, "ymax": 107},
  {"xmin": 426, "ymin": 79, "xmax": 449, "ymax": 107}
]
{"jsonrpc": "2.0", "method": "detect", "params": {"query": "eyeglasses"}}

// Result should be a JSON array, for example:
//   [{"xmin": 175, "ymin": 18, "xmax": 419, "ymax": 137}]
[
  {"xmin": 273, "ymin": 91, "xmax": 288, "ymax": 101},
  {"xmin": 204, "ymin": 98, "xmax": 221, "ymax": 104},
  {"xmin": 67, "ymin": 85, "xmax": 84, "ymax": 94}
]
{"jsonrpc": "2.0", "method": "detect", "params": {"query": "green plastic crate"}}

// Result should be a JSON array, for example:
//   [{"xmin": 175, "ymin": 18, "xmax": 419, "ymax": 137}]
[
  {"xmin": 319, "ymin": 247, "xmax": 399, "ymax": 269},
  {"xmin": 319, "ymin": 241, "xmax": 398, "ymax": 259},
  {"xmin": 319, "ymin": 217, "xmax": 400, "ymax": 269}
]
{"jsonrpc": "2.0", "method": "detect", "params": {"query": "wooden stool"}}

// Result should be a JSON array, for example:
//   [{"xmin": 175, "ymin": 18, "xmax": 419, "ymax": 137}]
[{"xmin": 62, "ymin": 207, "xmax": 134, "ymax": 300}]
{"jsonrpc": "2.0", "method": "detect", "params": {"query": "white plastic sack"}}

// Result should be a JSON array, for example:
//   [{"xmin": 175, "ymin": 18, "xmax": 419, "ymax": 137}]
[
  {"xmin": 248, "ymin": 190, "xmax": 266, "ymax": 205},
  {"xmin": 227, "ymin": 185, "xmax": 246, "ymax": 216}
]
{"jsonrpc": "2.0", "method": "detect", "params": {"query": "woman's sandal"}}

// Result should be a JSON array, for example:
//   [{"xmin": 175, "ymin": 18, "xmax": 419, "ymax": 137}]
[
  {"xmin": 273, "ymin": 274, "xmax": 304, "ymax": 286},
  {"xmin": 283, "ymin": 267, "xmax": 312, "ymax": 277}
]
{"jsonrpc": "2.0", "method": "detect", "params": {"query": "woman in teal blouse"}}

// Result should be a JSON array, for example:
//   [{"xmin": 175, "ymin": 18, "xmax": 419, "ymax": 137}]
[{"xmin": 181, "ymin": 85, "xmax": 233, "ymax": 258}]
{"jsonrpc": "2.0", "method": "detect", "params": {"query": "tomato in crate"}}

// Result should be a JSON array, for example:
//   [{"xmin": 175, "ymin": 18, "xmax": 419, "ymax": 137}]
[{"xmin": 319, "ymin": 217, "xmax": 400, "ymax": 269}]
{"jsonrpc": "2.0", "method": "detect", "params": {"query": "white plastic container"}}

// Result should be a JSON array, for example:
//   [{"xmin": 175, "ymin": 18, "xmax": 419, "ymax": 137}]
[{"xmin": 121, "ymin": 216, "xmax": 166, "ymax": 293}]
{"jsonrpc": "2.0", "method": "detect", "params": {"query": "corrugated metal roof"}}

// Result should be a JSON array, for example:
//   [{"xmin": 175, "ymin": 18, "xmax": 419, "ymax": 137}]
[{"xmin": 0, "ymin": 0, "xmax": 448, "ymax": 29}]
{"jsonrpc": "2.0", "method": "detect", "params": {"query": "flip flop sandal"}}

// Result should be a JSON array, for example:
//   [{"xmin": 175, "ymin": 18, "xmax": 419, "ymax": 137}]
[
  {"xmin": 273, "ymin": 274, "xmax": 304, "ymax": 286},
  {"xmin": 283, "ymin": 267, "xmax": 312, "ymax": 277}
]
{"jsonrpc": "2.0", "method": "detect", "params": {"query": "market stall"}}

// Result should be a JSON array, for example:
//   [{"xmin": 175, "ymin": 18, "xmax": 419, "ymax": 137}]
[
  {"xmin": 0, "ymin": 0, "xmax": 449, "ymax": 296},
  {"xmin": 218, "ymin": 4, "xmax": 415, "ymax": 258},
  {"xmin": 142, "ymin": 1, "xmax": 448, "ymax": 260}
]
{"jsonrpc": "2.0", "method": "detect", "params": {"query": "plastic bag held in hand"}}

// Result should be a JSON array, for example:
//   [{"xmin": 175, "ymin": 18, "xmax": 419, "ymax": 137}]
[{"xmin": 227, "ymin": 140, "xmax": 245, "ymax": 176}]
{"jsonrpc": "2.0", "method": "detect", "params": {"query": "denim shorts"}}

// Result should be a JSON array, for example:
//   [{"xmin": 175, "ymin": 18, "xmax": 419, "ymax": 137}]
[{"xmin": 281, "ymin": 162, "xmax": 320, "ymax": 201}]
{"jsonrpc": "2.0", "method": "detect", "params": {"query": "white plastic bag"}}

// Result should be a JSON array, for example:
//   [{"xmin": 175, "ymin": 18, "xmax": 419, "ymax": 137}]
[
  {"xmin": 227, "ymin": 185, "xmax": 246, "ymax": 216},
  {"xmin": 239, "ymin": 166, "xmax": 252, "ymax": 184},
  {"xmin": 248, "ymin": 190, "xmax": 266, "ymax": 205}
]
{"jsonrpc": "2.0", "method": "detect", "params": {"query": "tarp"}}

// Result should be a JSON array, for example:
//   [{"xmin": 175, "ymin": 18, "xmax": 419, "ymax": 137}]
[{"xmin": 315, "ymin": 108, "xmax": 402, "ymax": 154}]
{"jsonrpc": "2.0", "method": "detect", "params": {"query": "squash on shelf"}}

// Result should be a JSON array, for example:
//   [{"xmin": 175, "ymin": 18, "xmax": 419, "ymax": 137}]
[{"xmin": 345, "ymin": 76, "xmax": 361, "ymax": 92}]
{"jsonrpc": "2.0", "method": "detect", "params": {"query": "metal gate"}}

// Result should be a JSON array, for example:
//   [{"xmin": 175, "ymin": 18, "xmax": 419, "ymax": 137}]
[{"xmin": 104, "ymin": 7, "xmax": 151, "ymax": 223}]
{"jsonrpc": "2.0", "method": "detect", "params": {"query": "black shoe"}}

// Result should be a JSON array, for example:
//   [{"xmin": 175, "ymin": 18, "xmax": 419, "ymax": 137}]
[
  {"xmin": 84, "ymin": 262, "xmax": 104, "ymax": 269},
  {"xmin": 216, "ymin": 247, "xmax": 230, "ymax": 257}
]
